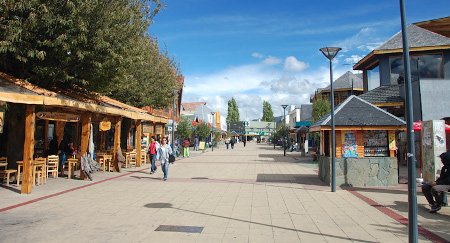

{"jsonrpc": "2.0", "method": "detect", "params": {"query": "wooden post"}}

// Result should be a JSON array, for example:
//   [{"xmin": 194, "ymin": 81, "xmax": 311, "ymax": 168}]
[
  {"xmin": 135, "ymin": 120, "xmax": 142, "ymax": 167},
  {"xmin": 21, "ymin": 105, "xmax": 35, "ymax": 194},
  {"xmin": 113, "ymin": 117, "xmax": 121, "ymax": 172},
  {"xmin": 80, "ymin": 113, "xmax": 91, "ymax": 180},
  {"xmin": 55, "ymin": 121, "xmax": 66, "ymax": 145},
  {"xmin": 44, "ymin": 120, "xmax": 49, "ymax": 153}
]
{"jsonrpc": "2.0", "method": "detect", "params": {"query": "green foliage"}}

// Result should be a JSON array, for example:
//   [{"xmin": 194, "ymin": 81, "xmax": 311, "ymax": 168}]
[
  {"xmin": 312, "ymin": 98, "xmax": 331, "ymax": 122},
  {"xmin": 226, "ymin": 97, "xmax": 240, "ymax": 123},
  {"xmin": 0, "ymin": 0, "xmax": 179, "ymax": 108},
  {"xmin": 213, "ymin": 131, "xmax": 221, "ymax": 144},
  {"xmin": 194, "ymin": 122, "xmax": 211, "ymax": 140},
  {"xmin": 261, "ymin": 100, "xmax": 274, "ymax": 122},
  {"xmin": 176, "ymin": 116, "xmax": 192, "ymax": 140}
]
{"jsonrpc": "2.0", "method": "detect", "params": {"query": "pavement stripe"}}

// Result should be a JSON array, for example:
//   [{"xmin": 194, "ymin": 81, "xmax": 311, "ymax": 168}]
[
  {"xmin": 0, "ymin": 168, "xmax": 147, "ymax": 213},
  {"xmin": 348, "ymin": 189, "xmax": 449, "ymax": 243}
]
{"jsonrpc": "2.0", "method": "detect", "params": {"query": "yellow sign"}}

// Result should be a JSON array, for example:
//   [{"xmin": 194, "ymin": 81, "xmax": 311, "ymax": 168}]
[
  {"xmin": 388, "ymin": 132, "xmax": 396, "ymax": 150},
  {"xmin": 199, "ymin": 141, "xmax": 205, "ymax": 150},
  {"xmin": 36, "ymin": 112, "xmax": 79, "ymax": 122},
  {"xmin": 100, "ymin": 120, "xmax": 111, "ymax": 131}
]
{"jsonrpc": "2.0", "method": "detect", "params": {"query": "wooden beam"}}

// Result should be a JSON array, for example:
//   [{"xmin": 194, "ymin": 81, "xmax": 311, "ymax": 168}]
[
  {"xmin": 135, "ymin": 120, "xmax": 142, "ymax": 167},
  {"xmin": 113, "ymin": 117, "xmax": 121, "ymax": 172},
  {"xmin": 21, "ymin": 105, "xmax": 35, "ymax": 194},
  {"xmin": 80, "ymin": 113, "xmax": 91, "ymax": 180}
]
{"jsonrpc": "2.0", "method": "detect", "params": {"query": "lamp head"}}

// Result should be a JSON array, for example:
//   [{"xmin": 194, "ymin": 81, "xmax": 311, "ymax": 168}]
[
  {"xmin": 320, "ymin": 47, "xmax": 342, "ymax": 61},
  {"xmin": 281, "ymin": 105, "xmax": 288, "ymax": 110}
]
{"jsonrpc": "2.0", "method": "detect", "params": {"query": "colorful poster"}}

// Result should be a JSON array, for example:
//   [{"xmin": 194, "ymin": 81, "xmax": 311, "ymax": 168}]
[
  {"xmin": 388, "ymin": 132, "xmax": 396, "ymax": 150},
  {"xmin": 343, "ymin": 132, "xmax": 358, "ymax": 158}
]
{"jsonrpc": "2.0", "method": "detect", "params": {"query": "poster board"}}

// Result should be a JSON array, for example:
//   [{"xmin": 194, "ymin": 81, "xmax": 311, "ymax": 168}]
[
  {"xmin": 422, "ymin": 120, "xmax": 447, "ymax": 182},
  {"xmin": 199, "ymin": 141, "xmax": 205, "ymax": 150},
  {"xmin": 342, "ymin": 132, "xmax": 358, "ymax": 158}
]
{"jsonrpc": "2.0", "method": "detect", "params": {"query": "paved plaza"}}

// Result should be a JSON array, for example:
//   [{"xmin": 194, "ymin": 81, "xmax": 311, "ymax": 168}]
[{"xmin": 0, "ymin": 142, "xmax": 449, "ymax": 243}]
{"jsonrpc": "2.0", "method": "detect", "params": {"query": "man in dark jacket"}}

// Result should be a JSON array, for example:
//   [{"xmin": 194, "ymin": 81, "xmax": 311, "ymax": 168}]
[{"xmin": 422, "ymin": 151, "xmax": 450, "ymax": 213}]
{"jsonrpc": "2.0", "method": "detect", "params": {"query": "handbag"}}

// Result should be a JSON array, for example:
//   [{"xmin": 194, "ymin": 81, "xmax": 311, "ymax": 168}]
[{"xmin": 169, "ymin": 154, "xmax": 175, "ymax": 163}]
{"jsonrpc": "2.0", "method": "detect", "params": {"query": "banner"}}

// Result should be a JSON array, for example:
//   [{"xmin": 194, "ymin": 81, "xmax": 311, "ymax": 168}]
[
  {"xmin": 143, "ymin": 124, "xmax": 154, "ymax": 134},
  {"xmin": 155, "ymin": 125, "xmax": 163, "ymax": 134}
]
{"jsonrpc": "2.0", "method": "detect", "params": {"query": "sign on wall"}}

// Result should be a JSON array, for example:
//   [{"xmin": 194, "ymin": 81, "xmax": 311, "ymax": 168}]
[
  {"xmin": 155, "ymin": 125, "xmax": 163, "ymax": 134},
  {"xmin": 143, "ymin": 124, "xmax": 154, "ymax": 134},
  {"xmin": 343, "ymin": 132, "xmax": 358, "ymax": 158},
  {"xmin": 100, "ymin": 119, "xmax": 111, "ymax": 131},
  {"xmin": 36, "ymin": 112, "xmax": 80, "ymax": 122}
]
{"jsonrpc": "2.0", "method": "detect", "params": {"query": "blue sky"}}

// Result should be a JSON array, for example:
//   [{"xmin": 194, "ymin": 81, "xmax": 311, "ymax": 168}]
[{"xmin": 149, "ymin": 0, "xmax": 450, "ymax": 119}]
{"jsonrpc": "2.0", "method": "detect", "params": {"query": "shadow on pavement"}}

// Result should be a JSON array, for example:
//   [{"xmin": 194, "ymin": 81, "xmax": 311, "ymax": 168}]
[
  {"xmin": 142, "ymin": 202, "xmax": 378, "ymax": 243},
  {"xmin": 343, "ymin": 186, "xmax": 409, "ymax": 195},
  {"xmin": 257, "ymin": 174, "xmax": 327, "ymax": 186}
]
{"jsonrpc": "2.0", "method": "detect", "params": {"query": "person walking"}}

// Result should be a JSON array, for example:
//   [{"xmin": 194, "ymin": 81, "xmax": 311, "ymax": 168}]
[
  {"xmin": 194, "ymin": 136, "xmax": 199, "ymax": 151},
  {"xmin": 243, "ymin": 136, "xmax": 246, "ymax": 147},
  {"xmin": 422, "ymin": 151, "xmax": 450, "ymax": 213},
  {"xmin": 230, "ymin": 137, "xmax": 236, "ymax": 149},
  {"xmin": 183, "ymin": 138, "xmax": 190, "ymax": 157},
  {"xmin": 157, "ymin": 137, "xmax": 173, "ymax": 181},
  {"xmin": 225, "ymin": 137, "xmax": 230, "ymax": 149},
  {"xmin": 148, "ymin": 136, "xmax": 158, "ymax": 174}
]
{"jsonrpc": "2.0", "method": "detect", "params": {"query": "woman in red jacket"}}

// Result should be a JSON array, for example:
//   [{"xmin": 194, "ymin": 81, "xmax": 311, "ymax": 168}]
[{"xmin": 148, "ymin": 136, "xmax": 158, "ymax": 174}]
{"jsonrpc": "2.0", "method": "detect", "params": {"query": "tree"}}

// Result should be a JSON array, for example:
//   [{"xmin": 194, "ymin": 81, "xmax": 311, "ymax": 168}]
[
  {"xmin": 226, "ymin": 97, "xmax": 240, "ymax": 123},
  {"xmin": 261, "ymin": 101, "xmax": 274, "ymax": 122},
  {"xmin": 312, "ymin": 98, "xmax": 331, "ymax": 122},
  {"xmin": 176, "ymin": 116, "xmax": 192, "ymax": 140},
  {"xmin": 0, "ymin": 0, "xmax": 179, "ymax": 108},
  {"xmin": 194, "ymin": 122, "xmax": 211, "ymax": 141}
]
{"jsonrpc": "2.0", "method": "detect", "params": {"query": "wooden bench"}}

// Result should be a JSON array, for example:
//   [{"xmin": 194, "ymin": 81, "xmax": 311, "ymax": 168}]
[{"xmin": 0, "ymin": 169, "xmax": 17, "ymax": 185}]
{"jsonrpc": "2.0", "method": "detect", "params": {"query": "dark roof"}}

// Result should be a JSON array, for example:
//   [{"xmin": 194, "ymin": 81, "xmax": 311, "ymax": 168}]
[
  {"xmin": 359, "ymin": 85, "xmax": 404, "ymax": 104},
  {"xmin": 376, "ymin": 25, "xmax": 450, "ymax": 51},
  {"xmin": 311, "ymin": 95, "xmax": 405, "ymax": 128},
  {"xmin": 415, "ymin": 16, "xmax": 450, "ymax": 38},
  {"xmin": 322, "ymin": 71, "xmax": 363, "ymax": 91}
]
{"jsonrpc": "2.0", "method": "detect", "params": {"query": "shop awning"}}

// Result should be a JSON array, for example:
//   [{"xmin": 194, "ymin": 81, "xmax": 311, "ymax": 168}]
[{"xmin": 0, "ymin": 72, "xmax": 154, "ymax": 121}]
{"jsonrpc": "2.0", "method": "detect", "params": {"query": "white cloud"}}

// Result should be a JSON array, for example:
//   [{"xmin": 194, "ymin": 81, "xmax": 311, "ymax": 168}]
[
  {"xmin": 251, "ymin": 52, "xmax": 264, "ymax": 59},
  {"xmin": 182, "ymin": 56, "xmax": 351, "ymax": 119},
  {"xmin": 344, "ymin": 55, "xmax": 363, "ymax": 65},
  {"xmin": 262, "ymin": 56, "xmax": 282, "ymax": 65},
  {"xmin": 284, "ymin": 56, "xmax": 309, "ymax": 72}
]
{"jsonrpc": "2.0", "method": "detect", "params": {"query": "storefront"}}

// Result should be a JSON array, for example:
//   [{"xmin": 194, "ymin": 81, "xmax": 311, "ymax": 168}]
[
  {"xmin": 310, "ymin": 95, "xmax": 406, "ymax": 187},
  {"xmin": 0, "ymin": 72, "xmax": 159, "ymax": 194}
]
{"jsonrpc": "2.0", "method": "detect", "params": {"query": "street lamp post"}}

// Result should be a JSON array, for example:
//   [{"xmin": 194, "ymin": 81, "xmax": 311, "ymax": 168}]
[
  {"xmin": 211, "ymin": 112, "xmax": 215, "ymax": 151},
  {"xmin": 320, "ymin": 47, "xmax": 341, "ymax": 193},
  {"xmin": 399, "ymin": 0, "xmax": 418, "ymax": 241},
  {"xmin": 281, "ymin": 105, "xmax": 288, "ymax": 156},
  {"xmin": 273, "ymin": 119, "xmax": 276, "ymax": 149},
  {"xmin": 171, "ymin": 89, "xmax": 178, "ymax": 151}
]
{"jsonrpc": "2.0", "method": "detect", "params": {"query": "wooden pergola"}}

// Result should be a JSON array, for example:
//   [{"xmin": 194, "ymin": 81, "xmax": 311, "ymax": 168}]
[{"xmin": 0, "ymin": 72, "xmax": 169, "ymax": 194}]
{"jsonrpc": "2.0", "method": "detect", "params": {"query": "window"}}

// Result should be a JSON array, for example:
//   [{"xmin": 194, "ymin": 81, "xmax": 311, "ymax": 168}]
[
  {"xmin": 368, "ymin": 65, "xmax": 380, "ymax": 90},
  {"xmin": 390, "ymin": 54, "xmax": 443, "ymax": 84}
]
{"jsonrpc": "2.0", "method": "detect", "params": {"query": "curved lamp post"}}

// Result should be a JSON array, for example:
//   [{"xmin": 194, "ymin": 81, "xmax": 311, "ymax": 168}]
[
  {"xmin": 281, "ymin": 105, "xmax": 288, "ymax": 156},
  {"xmin": 320, "ymin": 47, "xmax": 341, "ymax": 193}
]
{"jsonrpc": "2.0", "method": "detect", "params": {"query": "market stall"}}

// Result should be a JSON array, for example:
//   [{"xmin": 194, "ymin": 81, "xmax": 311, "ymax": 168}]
[{"xmin": 310, "ymin": 95, "xmax": 406, "ymax": 187}]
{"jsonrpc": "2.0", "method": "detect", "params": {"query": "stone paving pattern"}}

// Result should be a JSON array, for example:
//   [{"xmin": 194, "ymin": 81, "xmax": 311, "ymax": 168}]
[{"xmin": 0, "ymin": 142, "xmax": 448, "ymax": 243}]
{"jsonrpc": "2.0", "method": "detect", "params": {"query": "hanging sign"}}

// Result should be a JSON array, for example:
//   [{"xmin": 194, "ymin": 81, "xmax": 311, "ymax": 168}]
[
  {"xmin": 36, "ymin": 112, "xmax": 80, "ymax": 122},
  {"xmin": 155, "ymin": 125, "xmax": 163, "ymax": 134},
  {"xmin": 0, "ymin": 112, "xmax": 4, "ymax": 133},
  {"xmin": 143, "ymin": 124, "xmax": 154, "ymax": 134},
  {"xmin": 100, "ymin": 119, "xmax": 111, "ymax": 131}
]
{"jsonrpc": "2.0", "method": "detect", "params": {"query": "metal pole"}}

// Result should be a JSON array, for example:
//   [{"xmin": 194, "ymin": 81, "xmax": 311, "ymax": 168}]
[
  {"xmin": 211, "ymin": 113, "xmax": 214, "ymax": 152},
  {"xmin": 399, "ymin": 0, "xmax": 418, "ymax": 241},
  {"xmin": 283, "ymin": 109, "xmax": 286, "ymax": 156},
  {"xmin": 274, "ymin": 120, "xmax": 276, "ymax": 149},
  {"xmin": 330, "ymin": 59, "xmax": 336, "ymax": 192},
  {"xmin": 171, "ymin": 94, "xmax": 176, "ymax": 151}
]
